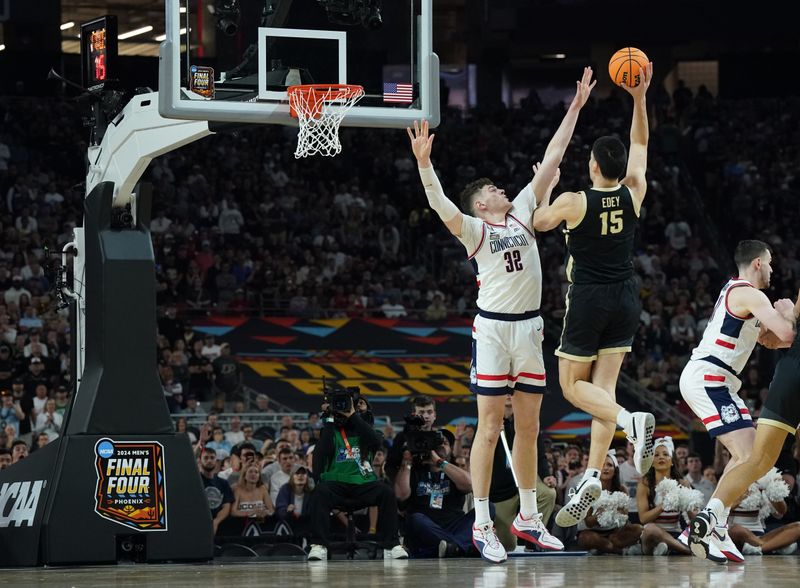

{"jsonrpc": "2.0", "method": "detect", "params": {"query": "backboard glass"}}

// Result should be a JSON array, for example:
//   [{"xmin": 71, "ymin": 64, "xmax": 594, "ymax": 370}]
[{"xmin": 158, "ymin": 0, "xmax": 439, "ymax": 128}]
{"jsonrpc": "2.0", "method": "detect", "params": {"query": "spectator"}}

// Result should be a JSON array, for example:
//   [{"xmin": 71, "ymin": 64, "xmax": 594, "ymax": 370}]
[
  {"xmin": 198, "ymin": 447, "xmax": 234, "ymax": 535},
  {"xmin": 0, "ymin": 448, "xmax": 11, "ymax": 470},
  {"xmin": 11, "ymin": 438, "xmax": 28, "ymax": 463},
  {"xmin": 276, "ymin": 463, "xmax": 314, "ymax": 535},
  {"xmin": 231, "ymin": 463, "xmax": 275, "ymax": 525},
  {"xmin": 268, "ymin": 447, "xmax": 296, "ymax": 504},
  {"xmin": 212, "ymin": 343, "xmax": 242, "ymax": 399},
  {"xmin": 34, "ymin": 398, "xmax": 62, "ymax": 438},
  {"xmin": 205, "ymin": 426, "xmax": 233, "ymax": 460},
  {"xmin": 684, "ymin": 452, "xmax": 715, "ymax": 503},
  {"xmin": 0, "ymin": 389, "xmax": 24, "ymax": 436},
  {"xmin": 225, "ymin": 416, "xmax": 246, "ymax": 445},
  {"xmin": 180, "ymin": 394, "xmax": 206, "ymax": 415},
  {"xmin": 201, "ymin": 335, "xmax": 222, "ymax": 361}
]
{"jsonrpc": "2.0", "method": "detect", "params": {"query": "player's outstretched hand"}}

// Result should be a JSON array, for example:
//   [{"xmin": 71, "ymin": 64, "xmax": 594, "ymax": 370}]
[
  {"xmin": 620, "ymin": 61, "xmax": 653, "ymax": 99},
  {"xmin": 406, "ymin": 119, "xmax": 435, "ymax": 166},
  {"xmin": 571, "ymin": 67, "xmax": 597, "ymax": 108}
]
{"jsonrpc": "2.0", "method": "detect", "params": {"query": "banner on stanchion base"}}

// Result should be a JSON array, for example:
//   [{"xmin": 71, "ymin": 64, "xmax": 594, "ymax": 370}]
[{"xmin": 93, "ymin": 438, "xmax": 167, "ymax": 531}]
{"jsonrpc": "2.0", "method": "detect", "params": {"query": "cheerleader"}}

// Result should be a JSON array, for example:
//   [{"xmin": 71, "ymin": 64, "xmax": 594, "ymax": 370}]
[
  {"xmin": 637, "ymin": 438, "xmax": 692, "ymax": 555},
  {"xmin": 577, "ymin": 451, "xmax": 642, "ymax": 554}
]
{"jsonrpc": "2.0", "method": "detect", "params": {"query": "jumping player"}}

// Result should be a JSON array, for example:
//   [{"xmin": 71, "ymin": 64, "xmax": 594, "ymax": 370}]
[
  {"xmin": 681, "ymin": 242, "xmax": 797, "ymax": 562},
  {"xmin": 531, "ymin": 62, "xmax": 656, "ymax": 528},
  {"xmin": 407, "ymin": 67, "xmax": 596, "ymax": 563}
]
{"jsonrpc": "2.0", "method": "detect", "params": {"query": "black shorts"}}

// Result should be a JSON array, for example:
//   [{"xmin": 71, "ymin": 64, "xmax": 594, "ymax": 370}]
[
  {"xmin": 759, "ymin": 353, "xmax": 800, "ymax": 435},
  {"xmin": 556, "ymin": 277, "xmax": 640, "ymax": 362}
]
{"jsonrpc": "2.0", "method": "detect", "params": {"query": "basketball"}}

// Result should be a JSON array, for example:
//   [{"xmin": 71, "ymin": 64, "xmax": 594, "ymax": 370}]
[{"xmin": 608, "ymin": 47, "xmax": 649, "ymax": 87}]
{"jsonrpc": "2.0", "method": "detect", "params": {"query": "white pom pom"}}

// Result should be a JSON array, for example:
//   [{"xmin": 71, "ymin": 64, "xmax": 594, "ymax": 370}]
[
  {"xmin": 758, "ymin": 468, "xmax": 790, "ymax": 503},
  {"xmin": 680, "ymin": 487, "xmax": 705, "ymax": 512},
  {"xmin": 655, "ymin": 478, "xmax": 679, "ymax": 507},
  {"xmin": 594, "ymin": 490, "xmax": 630, "ymax": 528},
  {"xmin": 738, "ymin": 484, "xmax": 762, "ymax": 512}
]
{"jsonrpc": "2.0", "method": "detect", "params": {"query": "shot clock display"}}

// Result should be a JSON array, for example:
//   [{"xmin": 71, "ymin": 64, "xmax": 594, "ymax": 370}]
[{"xmin": 81, "ymin": 16, "xmax": 118, "ymax": 89}]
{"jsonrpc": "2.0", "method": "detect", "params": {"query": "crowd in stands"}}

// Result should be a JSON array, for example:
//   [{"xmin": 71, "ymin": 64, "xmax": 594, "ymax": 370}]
[{"xmin": 2, "ymin": 80, "xmax": 800, "ymax": 557}]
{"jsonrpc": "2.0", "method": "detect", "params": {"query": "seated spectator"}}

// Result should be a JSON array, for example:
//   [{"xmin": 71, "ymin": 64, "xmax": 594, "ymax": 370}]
[
  {"xmin": 0, "ymin": 448, "xmax": 11, "ymax": 469},
  {"xmin": 424, "ymin": 294, "xmax": 448, "ymax": 321},
  {"xmin": 396, "ymin": 429, "xmax": 477, "ymax": 558},
  {"xmin": 225, "ymin": 416, "xmax": 246, "ymax": 445},
  {"xmin": 219, "ymin": 441, "xmax": 260, "ymax": 485},
  {"xmin": 577, "ymin": 452, "xmax": 642, "ymax": 554},
  {"xmin": 231, "ymin": 463, "xmax": 275, "ymax": 532},
  {"xmin": 683, "ymin": 452, "xmax": 715, "ymax": 503},
  {"xmin": 0, "ymin": 388, "xmax": 24, "ymax": 436},
  {"xmin": 276, "ymin": 463, "xmax": 314, "ymax": 536},
  {"xmin": 198, "ymin": 447, "xmax": 234, "ymax": 535},
  {"xmin": 11, "ymin": 438, "xmax": 28, "ymax": 463},
  {"xmin": 34, "ymin": 398, "xmax": 62, "ymax": 438},
  {"xmin": 268, "ymin": 447, "xmax": 295, "ymax": 504},
  {"xmin": 205, "ymin": 426, "xmax": 233, "ymax": 460}
]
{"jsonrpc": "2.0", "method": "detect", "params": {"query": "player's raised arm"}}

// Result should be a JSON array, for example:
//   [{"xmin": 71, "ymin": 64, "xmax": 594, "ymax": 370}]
[
  {"xmin": 528, "ymin": 67, "xmax": 596, "ymax": 208},
  {"xmin": 407, "ymin": 120, "xmax": 463, "ymax": 237},
  {"xmin": 532, "ymin": 190, "xmax": 584, "ymax": 233},
  {"xmin": 620, "ymin": 62, "xmax": 653, "ymax": 204}
]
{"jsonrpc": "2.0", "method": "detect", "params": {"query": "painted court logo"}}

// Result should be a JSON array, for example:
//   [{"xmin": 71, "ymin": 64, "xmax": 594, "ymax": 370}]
[{"xmin": 93, "ymin": 438, "xmax": 167, "ymax": 531}]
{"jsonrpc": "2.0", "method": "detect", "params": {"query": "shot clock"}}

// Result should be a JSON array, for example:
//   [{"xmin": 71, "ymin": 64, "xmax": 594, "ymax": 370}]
[{"xmin": 81, "ymin": 16, "xmax": 118, "ymax": 90}]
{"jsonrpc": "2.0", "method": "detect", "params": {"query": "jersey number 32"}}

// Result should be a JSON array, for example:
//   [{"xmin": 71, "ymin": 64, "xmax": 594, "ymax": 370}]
[{"xmin": 504, "ymin": 250, "xmax": 523, "ymax": 273}]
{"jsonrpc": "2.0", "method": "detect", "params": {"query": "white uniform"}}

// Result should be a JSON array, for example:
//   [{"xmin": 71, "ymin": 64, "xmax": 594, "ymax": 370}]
[
  {"xmin": 458, "ymin": 185, "xmax": 546, "ymax": 395},
  {"xmin": 679, "ymin": 278, "xmax": 758, "ymax": 437}
]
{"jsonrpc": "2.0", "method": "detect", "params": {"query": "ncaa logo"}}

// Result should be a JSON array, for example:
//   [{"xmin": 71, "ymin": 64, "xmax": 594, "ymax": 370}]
[{"xmin": 96, "ymin": 439, "xmax": 115, "ymax": 458}]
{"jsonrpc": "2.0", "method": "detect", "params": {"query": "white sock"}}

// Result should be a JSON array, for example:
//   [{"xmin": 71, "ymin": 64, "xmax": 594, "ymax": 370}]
[
  {"xmin": 706, "ymin": 498, "xmax": 725, "ymax": 522},
  {"xmin": 584, "ymin": 468, "xmax": 601, "ymax": 480},
  {"xmin": 718, "ymin": 507, "xmax": 731, "ymax": 527},
  {"xmin": 616, "ymin": 408, "xmax": 632, "ymax": 431},
  {"xmin": 474, "ymin": 497, "xmax": 491, "ymax": 526},
  {"xmin": 519, "ymin": 488, "xmax": 538, "ymax": 518}
]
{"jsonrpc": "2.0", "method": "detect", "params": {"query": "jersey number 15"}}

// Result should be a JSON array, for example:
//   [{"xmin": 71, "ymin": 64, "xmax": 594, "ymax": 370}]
[
  {"xmin": 600, "ymin": 210, "xmax": 623, "ymax": 235},
  {"xmin": 504, "ymin": 250, "xmax": 523, "ymax": 273}
]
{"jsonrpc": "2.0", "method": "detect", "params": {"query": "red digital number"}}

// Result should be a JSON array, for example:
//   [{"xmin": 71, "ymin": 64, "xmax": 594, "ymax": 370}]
[{"xmin": 94, "ymin": 53, "xmax": 106, "ymax": 82}]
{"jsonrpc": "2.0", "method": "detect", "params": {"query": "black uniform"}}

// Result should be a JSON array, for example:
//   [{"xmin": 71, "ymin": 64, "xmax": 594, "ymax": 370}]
[
  {"xmin": 556, "ymin": 185, "xmax": 641, "ymax": 360},
  {"xmin": 759, "ymin": 336, "xmax": 800, "ymax": 434}
]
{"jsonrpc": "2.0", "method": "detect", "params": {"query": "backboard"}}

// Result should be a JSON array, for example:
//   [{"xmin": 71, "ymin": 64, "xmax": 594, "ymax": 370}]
[{"xmin": 158, "ymin": 0, "xmax": 439, "ymax": 128}]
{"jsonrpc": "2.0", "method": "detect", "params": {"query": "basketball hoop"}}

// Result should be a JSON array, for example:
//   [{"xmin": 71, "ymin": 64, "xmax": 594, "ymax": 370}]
[{"xmin": 288, "ymin": 84, "xmax": 365, "ymax": 158}]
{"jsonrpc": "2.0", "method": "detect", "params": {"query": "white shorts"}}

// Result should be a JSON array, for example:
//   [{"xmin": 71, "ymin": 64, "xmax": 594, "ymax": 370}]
[
  {"xmin": 469, "ymin": 312, "xmax": 546, "ymax": 396},
  {"xmin": 679, "ymin": 359, "xmax": 753, "ymax": 438}
]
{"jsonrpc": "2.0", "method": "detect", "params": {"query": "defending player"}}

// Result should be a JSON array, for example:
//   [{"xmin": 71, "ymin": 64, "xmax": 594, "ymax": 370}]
[
  {"xmin": 532, "ymin": 62, "xmax": 656, "ymax": 528},
  {"xmin": 407, "ymin": 67, "xmax": 596, "ymax": 563},
  {"xmin": 682, "ymin": 243, "xmax": 797, "ymax": 562}
]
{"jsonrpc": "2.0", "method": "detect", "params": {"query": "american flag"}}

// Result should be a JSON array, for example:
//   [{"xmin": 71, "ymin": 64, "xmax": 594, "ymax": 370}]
[{"xmin": 383, "ymin": 82, "xmax": 414, "ymax": 104}]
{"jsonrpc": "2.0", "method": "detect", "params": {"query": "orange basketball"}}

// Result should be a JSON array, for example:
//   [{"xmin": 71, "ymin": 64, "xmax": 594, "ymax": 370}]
[{"xmin": 608, "ymin": 47, "xmax": 649, "ymax": 87}]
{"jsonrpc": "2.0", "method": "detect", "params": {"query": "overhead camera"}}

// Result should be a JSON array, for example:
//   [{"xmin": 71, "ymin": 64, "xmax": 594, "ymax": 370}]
[
  {"xmin": 317, "ymin": 0, "xmax": 383, "ymax": 30},
  {"xmin": 215, "ymin": 0, "xmax": 241, "ymax": 36},
  {"xmin": 214, "ymin": 1, "xmax": 277, "ymax": 36}
]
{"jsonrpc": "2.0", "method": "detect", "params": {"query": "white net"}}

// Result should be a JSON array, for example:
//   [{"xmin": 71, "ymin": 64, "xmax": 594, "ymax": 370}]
[{"xmin": 288, "ymin": 85, "xmax": 365, "ymax": 158}]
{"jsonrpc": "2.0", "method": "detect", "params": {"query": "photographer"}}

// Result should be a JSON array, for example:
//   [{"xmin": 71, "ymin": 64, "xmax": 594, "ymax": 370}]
[
  {"xmin": 395, "ymin": 429, "xmax": 477, "ymax": 558},
  {"xmin": 307, "ymin": 384, "xmax": 407, "ymax": 561},
  {"xmin": 386, "ymin": 395, "xmax": 437, "ymax": 481}
]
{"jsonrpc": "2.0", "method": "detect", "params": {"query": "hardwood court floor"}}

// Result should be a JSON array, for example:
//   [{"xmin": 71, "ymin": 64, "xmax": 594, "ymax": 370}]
[{"xmin": 1, "ymin": 556, "xmax": 799, "ymax": 588}]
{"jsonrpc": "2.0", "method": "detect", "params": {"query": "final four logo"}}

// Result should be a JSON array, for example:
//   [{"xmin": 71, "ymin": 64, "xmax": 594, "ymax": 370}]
[{"xmin": 93, "ymin": 438, "xmax": 167, "ymax": 531}]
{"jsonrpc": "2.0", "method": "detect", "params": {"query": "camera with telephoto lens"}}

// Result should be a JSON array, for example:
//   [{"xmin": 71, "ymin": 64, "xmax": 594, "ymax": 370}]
[
  {"xmin": 323, "ymin": 379, "xmax": 360, "ymax": 415},
  {"xmin": 403, "ymin": 415, "xmax": 444, "ymax": 456}
]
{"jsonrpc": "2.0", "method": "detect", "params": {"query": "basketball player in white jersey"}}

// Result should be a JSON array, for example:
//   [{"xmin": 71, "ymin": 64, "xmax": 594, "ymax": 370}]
[
  {"xmin": 680, "ymin": 239, "xmax": 796, "ymax": 562},
  {"xmin": 407, "ymin": 67, "xmax": 596, "ymax": 563}
]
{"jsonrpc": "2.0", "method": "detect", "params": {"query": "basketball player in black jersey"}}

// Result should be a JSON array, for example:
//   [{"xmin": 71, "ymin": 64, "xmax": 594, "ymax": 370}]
[
  {"xmin": 690, "ymin": 295, "xmax": 799, "ymax": 560},
  {"xmin": 533, "ymin": 62, "xmax": 656, "ymax": 527}
]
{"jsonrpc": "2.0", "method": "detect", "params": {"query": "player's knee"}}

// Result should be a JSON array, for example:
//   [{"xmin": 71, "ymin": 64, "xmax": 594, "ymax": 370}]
[
  {"xmin": 513, "ymin": 418, "xmax": 539, "ymax": 440},
  {"xmin": 477, "ymin": 419, "xmax": 503, "ymax": 443}
]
